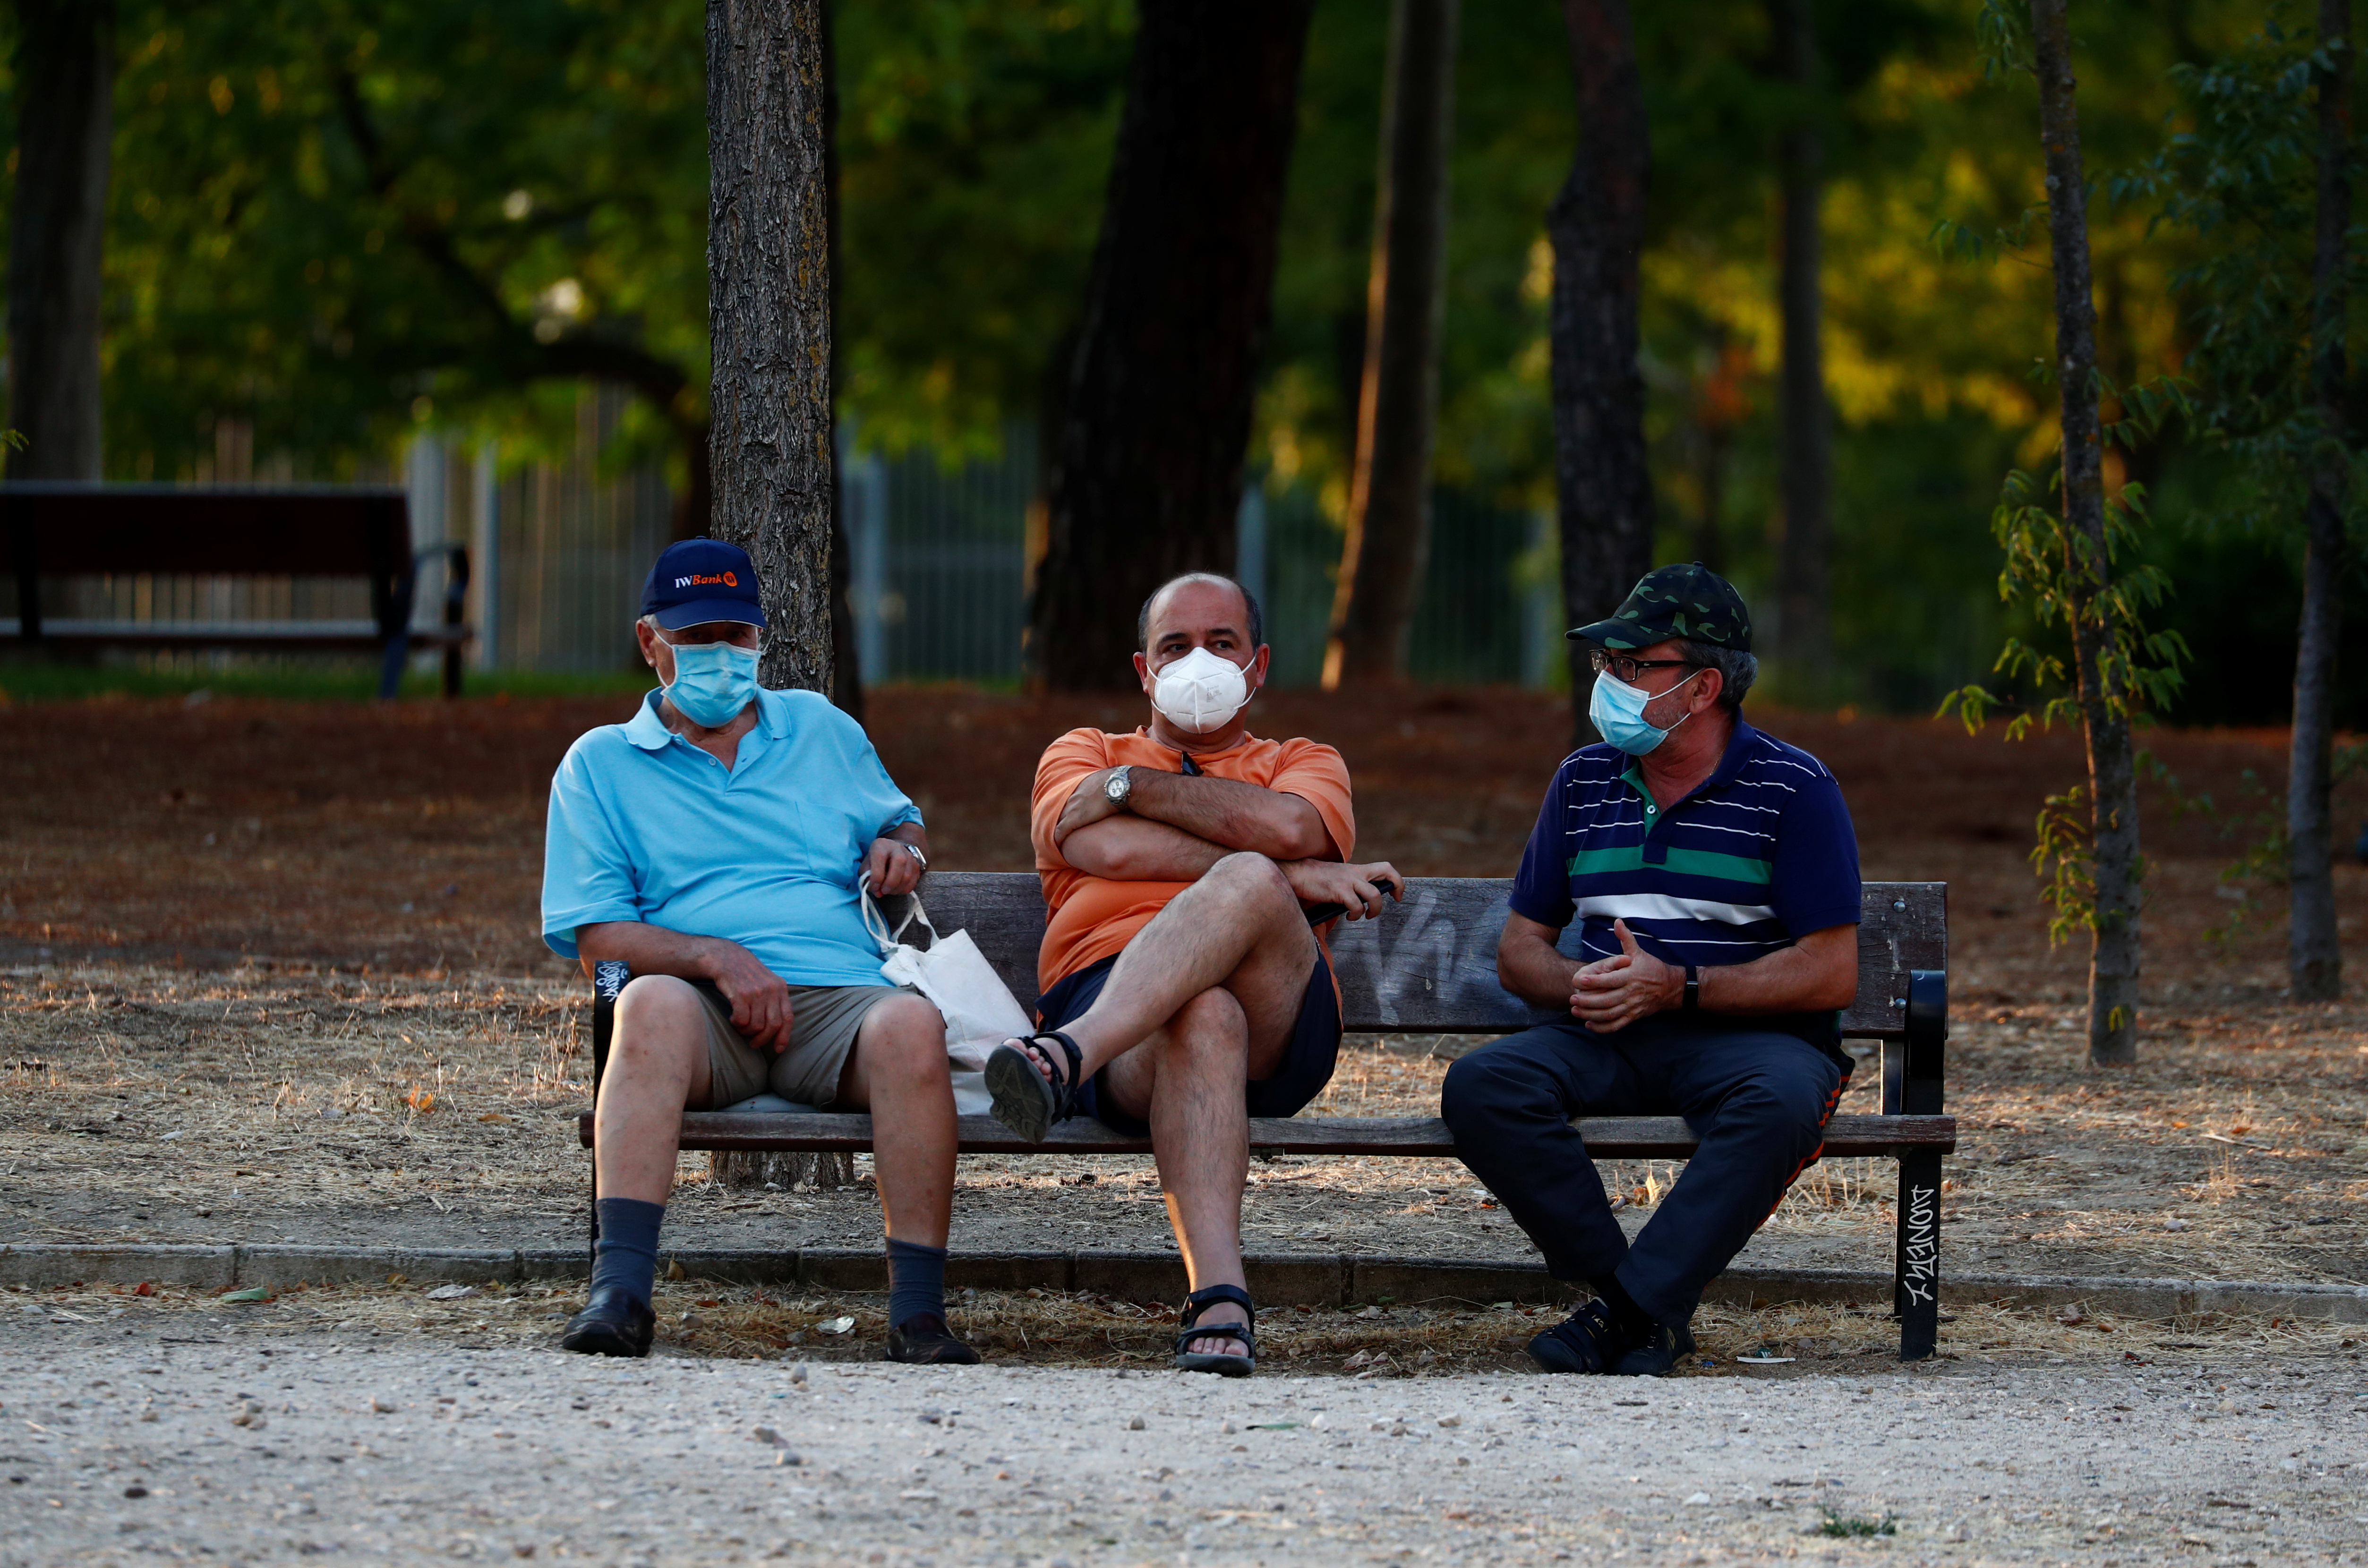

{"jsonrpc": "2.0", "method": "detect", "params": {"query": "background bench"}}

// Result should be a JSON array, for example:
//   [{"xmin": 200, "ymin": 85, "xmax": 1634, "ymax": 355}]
[
  {"xmin": 1, "ymin": 482, "xmax": 471, "ymax": 698},
  {"xmin": 581, "ymin": 873, "xmax": 1953, "ymax": 1358}
]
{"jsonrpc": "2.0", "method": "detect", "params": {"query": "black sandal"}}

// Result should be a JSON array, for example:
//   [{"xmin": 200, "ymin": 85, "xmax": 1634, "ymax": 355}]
[
  {"xmin": 983, "ymin": 1030, "xmax": 1084, "ymax": 1143},
  {"xmin": 1173, "ymin": 1284, "xmax": 1256, "ymax": 1378}
]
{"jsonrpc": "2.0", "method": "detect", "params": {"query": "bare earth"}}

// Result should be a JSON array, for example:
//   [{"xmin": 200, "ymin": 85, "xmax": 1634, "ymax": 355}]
[{"xmin": 1, "ymin": 1294, "xmax": 2363, "ymax": 1567}]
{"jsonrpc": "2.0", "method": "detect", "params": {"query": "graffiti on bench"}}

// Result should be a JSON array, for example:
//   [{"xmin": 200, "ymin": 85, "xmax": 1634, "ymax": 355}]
[{"xmin": 1899, "ymin": 1180, "xmax": 1939, "ymax": 1305}]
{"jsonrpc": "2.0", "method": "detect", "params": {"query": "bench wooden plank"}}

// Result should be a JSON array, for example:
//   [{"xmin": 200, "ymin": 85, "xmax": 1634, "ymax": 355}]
[
  {"xmin": 578, "ymin": 1110, "xmax": 1956, "ymax": 1159},
  {"xmin": 896, "ymin": 873, "xmax": 1945, "ymax": 1038}
]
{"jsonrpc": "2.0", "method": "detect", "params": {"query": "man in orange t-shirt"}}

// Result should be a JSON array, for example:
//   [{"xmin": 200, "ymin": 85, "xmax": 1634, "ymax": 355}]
[{"xmin": 989, "ymin": 572, "xmax": 1402, "ymax": 1377}]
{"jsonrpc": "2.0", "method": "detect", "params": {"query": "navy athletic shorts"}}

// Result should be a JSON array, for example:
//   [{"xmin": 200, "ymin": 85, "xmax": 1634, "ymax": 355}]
[{"xmin": 1034, "ymin": 944, "xmax": 1343, "ymax": 1136}]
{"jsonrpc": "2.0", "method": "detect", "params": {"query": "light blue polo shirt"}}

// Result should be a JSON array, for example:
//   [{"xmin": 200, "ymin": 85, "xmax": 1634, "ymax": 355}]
[{"xmin": 541, "ymin": 686, "xmax": 921, "ymax": 987}]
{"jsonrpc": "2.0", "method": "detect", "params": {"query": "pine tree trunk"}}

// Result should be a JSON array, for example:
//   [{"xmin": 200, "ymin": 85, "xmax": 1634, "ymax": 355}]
[
  {"xmin": 1550, "ymin": 0, "xmax": 1656, "ymax": 745},
  {"xmin": 1323, "ymin": 0, "xmax": 1461, "ymax": 689},
  {"xmin": 1772, "ymin": 0, "xmax": 1831, "ymax": 682},
  {"xmin": 704, "ymin": 0, "xmax": 853, "ymax": 1189},
  {"xmin": 5, "ymin": 0, "xmax": 114, "ymax": 480},
  {"xmin": 2029, "ymin": 0, "xmax": 2139, "ymax": 1066},
  {"xmin": 2290, "ymin": 0, "xmax": 2352, "ymax": 1003},
  {"xmin": 1029, "ymin": 0, "xmax": 1315, "ymax": 691}
]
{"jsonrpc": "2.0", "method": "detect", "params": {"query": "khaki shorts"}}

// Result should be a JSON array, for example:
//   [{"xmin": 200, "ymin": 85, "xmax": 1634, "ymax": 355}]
[{"xmin": 686, "ymin": 979, "xmax": 922, "ymax": 1111}]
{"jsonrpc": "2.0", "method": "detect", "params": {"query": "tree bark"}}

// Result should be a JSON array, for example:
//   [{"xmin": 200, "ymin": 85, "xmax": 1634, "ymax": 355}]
[
  {"xmin": 1323, "ymin": 0, "xmax": 1461, "ymax": 689},
  {"xmin": 2289, "ymin": 0, "xmax": 2352, "ymax": 1003},
  {"xmin": 2029, "ymin": 0, "xmax": 2140, "ymax": 1066},
  {"xmin": 706, "ymin": 0, "xmax": 850, "ymax": 1186},
  {"xmin": 1772, "ymin": 0, "xmax": 1831, "ymax": 681},
  {"xmin": 5, "ymin": 0, "xmax": 114, "ymax": 480},
  {"xmin": 1550, "ymin": 0, "xmax": 1656, "ymax": 745},
  {"xmin": 1029, "ymin": 0, "xmax": 1315, "ymax": 691},
  {"xmin": 823, "ymin": 0, "xmax": 863, "ymax": 719}
]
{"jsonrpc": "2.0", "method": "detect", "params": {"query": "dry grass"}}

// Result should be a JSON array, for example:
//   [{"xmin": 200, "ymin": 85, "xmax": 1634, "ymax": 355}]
[{"xmin": 9, "ymin": 1276, "xmax": 2357, "ymax": 1377}]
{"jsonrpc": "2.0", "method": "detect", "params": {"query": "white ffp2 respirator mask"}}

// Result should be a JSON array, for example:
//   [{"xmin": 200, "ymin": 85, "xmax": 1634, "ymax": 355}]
[{"xmin": 1151, "ymin": 646, "xmax": 1252, "ymax": 733}]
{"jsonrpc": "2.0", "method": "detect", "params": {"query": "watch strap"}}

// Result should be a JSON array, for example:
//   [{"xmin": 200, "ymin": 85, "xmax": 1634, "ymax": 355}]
[{"xmin": 1682, "ymin": 963, "xmax": 1701, "ymax": 1012}]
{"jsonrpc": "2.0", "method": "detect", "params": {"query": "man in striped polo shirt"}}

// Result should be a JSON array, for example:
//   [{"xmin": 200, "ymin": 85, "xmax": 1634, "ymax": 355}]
[{"xmin": 1442, "ymin": 563, "xmax": 1862, "ymax": 1377}]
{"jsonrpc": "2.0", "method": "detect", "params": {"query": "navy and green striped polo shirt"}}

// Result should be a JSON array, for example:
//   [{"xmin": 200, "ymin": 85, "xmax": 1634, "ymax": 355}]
[{"xmin": 1508, "ymin": 719, "xmax": 1862, "ymax": 1050}]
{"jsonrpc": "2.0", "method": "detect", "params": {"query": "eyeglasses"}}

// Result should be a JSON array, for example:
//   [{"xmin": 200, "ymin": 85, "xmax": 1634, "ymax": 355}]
[{"xmin": 1589, "ymin": 650, "xmax": 1698, "ymax": 685}]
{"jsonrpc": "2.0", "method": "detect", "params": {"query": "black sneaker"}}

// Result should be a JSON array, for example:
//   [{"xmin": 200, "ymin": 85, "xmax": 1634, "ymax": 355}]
[
  {"xmin": 1525, "ymin": 1299, "xmax": 1629, "ymax": 1374},
  {"xmin": 885, "ymin": 1314, "xmax": 981, "ymax": 1365},
  {"xmin": 1611, "ymin": 1319, "xmax": 1697, "ymax": 1377},
  {"xmin": 559, "ymin": 1286, "xmax": 655, "ymax": 1358}
]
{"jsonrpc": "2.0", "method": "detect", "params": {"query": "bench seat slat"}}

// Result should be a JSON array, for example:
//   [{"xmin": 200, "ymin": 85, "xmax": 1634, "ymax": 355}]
[{"xmin": 580, "ymin": 1110, "xmax": 1954, "ymax": 1159}]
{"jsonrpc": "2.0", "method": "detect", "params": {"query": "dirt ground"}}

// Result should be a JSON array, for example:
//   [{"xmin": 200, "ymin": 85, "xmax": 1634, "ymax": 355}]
[
  {"xmin": 3, "ymin": 687, "xmax": 2366, "ymax": 1293},
  {"xmin": 1, "ymin": 1295, "xmax": 2363, "ymax": 1567}
]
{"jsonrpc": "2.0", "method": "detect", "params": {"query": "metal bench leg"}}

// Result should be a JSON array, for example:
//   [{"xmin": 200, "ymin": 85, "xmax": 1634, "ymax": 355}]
[{"xmin": 1894, "ymin": 1148, "xmax": 1941, "ymax": 1360}]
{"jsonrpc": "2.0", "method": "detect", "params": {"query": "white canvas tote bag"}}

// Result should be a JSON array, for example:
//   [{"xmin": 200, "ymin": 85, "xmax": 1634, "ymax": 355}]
[{"xmin": 861, "ymin": 880, "xmax": 1034, "ymax": 1117}]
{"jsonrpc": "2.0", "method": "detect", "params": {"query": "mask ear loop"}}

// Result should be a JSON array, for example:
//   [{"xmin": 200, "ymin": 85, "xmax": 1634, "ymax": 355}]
[{"xmin": 1653, "ymin": 667, "xmax": 1707, "ymax": 736}]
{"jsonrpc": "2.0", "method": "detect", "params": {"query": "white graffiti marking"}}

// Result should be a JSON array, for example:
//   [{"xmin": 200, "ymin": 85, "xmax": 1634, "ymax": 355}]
[{"xmin": 1901, "ymin": 1182, "xmax": 1939, "ymax": 1305}]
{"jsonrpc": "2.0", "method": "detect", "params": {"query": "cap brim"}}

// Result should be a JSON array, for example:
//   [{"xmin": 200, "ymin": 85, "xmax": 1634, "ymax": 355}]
[
  {"xmin": 652, "ymin": 598, "xmax": 766, "ymax": 631},
  {"xmin": 1566, "ymin": 618, "xmax": 1649, "ymax": 649}
]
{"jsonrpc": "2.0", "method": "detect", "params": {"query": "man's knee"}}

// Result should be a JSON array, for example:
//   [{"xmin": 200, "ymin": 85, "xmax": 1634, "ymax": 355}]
[
  {"xmin": 1441, "ymin": 1050, "xmax": 1516, "ymax": 1135},
  {"xmin": 1166, "ymin": 986, "xmax": 1247, "ymax": 1053},
  {"xmin": 859, "ymin": 994, "xmax": 950, "ymax": 1078},
  {"xmin": 1203, "ymin": 850, "xmax": 1295, "ymax": 911},
  {"xmin": 609, "ymin": 976, "xmax": 708, "ymax": 1067}
]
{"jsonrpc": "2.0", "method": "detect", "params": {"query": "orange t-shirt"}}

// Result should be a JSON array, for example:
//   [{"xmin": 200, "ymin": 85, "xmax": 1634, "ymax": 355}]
[{"xmin": 1030, "ymin": 728, "xmax": 1357, "ymax": 994}]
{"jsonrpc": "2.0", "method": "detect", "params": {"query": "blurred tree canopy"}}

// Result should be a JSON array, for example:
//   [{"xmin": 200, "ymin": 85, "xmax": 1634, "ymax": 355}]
[{"xmin": 1, "ymin": 0, "xmax": 2358, "ymax": 717}]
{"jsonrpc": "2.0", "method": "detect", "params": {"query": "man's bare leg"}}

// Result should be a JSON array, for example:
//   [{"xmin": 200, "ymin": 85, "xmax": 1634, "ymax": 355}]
[
  {"xmin": 594, "ymin": 976, "xmax": 718, "ymax": 1205},
  {"xmin": 1050, "ymin": 853, "xmax": 1316, "ymax": 1077},
  {"xmin": 835, "ymin": 993, "xmax": 957, "ymax": 1248},
  {"xmin": 1049, "ymin": 855, "xmax": 1319, "ymax": 1357}
]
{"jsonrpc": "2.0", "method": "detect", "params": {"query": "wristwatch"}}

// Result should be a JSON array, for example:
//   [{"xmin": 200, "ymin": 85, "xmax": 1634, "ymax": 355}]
[
  {"xmin": 1103, "ymin": 765, "xmax": 1135, "ymax": 810},
  {"xmin": 900, "ymin": 842, "xmax": 927, "ymax": 872},
  {"xmin": 1682, "ymin": 963, "xmax": 1701, "ymax": 1012}
]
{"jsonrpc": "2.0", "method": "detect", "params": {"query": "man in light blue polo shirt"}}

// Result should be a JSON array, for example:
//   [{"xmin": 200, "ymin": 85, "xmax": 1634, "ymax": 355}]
[{"xmin": 542, "ymin": 538, "xmax": 973, "ymax": 1364}]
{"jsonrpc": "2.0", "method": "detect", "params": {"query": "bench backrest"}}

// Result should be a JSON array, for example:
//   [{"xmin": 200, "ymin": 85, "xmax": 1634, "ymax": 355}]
[
  {"xmin": 904, "ymin": 872, "xmax": 1945, "ymax": 1037},
  {"xmin": 3, "ymin": 484, "xmax": 413, "ymax": 579}
]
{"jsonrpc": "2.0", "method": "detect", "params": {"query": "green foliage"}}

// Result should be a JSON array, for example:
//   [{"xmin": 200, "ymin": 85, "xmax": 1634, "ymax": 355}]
[
  {"xmin": 1816, "ymin": 1508, "xmax": 1898, "ymax": 1538},
  {"xmin": 1940, "ymin": 374, "xmax": 2194, "ymax": 940}
]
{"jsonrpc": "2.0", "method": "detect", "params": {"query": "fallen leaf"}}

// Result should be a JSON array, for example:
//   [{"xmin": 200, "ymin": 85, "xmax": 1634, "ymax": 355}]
[
  {"xmin": 475, "ymin": 1112, "xmax": 511, "ymax": 1124},
  {"xmin": 425, "ymin": 1284, "xmax": 479, "ymax": 1301},
  {"xmin": 218, "ymin": 1287, "xmax": 274, "ymax": 1304},
  {"xmin": 815, "ymin": 1315, "xmax": 856, "ymax": 1335}
]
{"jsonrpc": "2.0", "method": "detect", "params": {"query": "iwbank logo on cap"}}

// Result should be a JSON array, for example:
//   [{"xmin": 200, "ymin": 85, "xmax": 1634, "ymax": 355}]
[{"xmin": 641, "ymin": 539, "xmax": 766, "ymax": 631}]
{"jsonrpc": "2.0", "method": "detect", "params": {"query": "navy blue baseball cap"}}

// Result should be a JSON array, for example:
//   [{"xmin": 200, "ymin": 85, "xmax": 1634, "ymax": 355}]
[{"xmin": 640, "ymin": 538, "xmax": 766, "ymax": 630}]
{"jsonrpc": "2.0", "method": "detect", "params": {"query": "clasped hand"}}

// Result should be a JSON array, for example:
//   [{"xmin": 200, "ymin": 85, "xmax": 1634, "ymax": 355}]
[
  {"xmin": 1569, "ymin": 918, "xmax": 1683, "ymax": 1033},
  {"xmin": 1282, "ymin": 857, "xmax": 1405, "ymax": 920}
]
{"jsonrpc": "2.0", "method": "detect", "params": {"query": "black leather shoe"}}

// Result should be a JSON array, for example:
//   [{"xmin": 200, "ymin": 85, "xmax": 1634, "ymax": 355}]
[
  {"xmin": 560, "ymin": 1287, "xmax": 655, "ymax": 1358},
  {"xmin": 885, "ymin": 1314, "xmax": 981, "ymax": 1365}
]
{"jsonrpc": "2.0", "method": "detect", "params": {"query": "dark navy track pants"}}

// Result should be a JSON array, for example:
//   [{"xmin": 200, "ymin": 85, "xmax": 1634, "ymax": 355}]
[{"xmin": 1440, "ymin": 1015, "xmax": 1843, "ymax": 1329}]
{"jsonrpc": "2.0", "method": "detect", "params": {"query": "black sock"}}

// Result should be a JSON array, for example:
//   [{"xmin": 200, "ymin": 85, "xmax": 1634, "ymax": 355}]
[
  {"xmin": 590, "ymin": 1197, "xmax": 665, "ymax": 1310},
  {"xmin": 1596, "ymin": 1276, "xmax": 1655, "ymax": 1342},
  {"xmin": 885, "ymin": 1236, "xmax": 949, "ymax": 1329}
]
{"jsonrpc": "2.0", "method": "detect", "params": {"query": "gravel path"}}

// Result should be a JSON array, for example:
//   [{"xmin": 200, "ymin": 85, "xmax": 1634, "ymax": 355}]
[{"xmin": 5, "ymin": 1315, "xmax": 2364, "ymax": 1566}]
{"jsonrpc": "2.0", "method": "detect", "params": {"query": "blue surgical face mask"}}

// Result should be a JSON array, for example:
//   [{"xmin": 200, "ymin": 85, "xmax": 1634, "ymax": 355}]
[
  {"xmin": 1589, "ymin": 668, "xmax": 1701, "ymax": 755},
  {"xmin": 663, "ymin": 637, "xmax": 759, "ymax": 727}
]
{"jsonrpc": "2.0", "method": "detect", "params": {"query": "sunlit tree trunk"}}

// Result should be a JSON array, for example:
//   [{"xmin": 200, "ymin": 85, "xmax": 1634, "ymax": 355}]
[
  {"xmin": 706, "ymin": 0, "xmax": 850, "ymax": 1185},
  {"xmin": 823, "ymin": 0, "xmax": 863, "ymax": 721},
  {"xmin": 1550, "ymin": 0, "xmax": 1655, "ymax": 746},
  {"xmin": 5, "ymin": 0, "xmax": 114, "ymax": 479},
  {"xmin": 1772, "ymin": 0, "xmax": 1830, "ymax": 682},
  {"xmin": 1029, "ymin": 0, "xmax": 1314, "ymax": 691},
  {"xmin": 2289, "ymin": 0, "xmax": 2352, "ymax": 1002},
  {"xmin": 1323, "ymin": 0, "xmax": 1460, "ymax": 689},
  {"xmin": 2030, "ymin": 0, "xmax": 2140, "ymax": 1066}
]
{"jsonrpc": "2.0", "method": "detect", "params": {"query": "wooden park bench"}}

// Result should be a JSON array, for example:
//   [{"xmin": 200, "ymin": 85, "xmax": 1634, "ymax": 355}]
[
  {"xmin": 581, "ymin": 874, "xmax": 1953, "ymax": 1358},
  {"xmin": 1, "ymin": 482, "xmax": 471, "ymax": 698}
]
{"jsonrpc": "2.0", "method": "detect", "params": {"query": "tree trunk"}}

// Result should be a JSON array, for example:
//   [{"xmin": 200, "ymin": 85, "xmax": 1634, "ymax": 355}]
[
  {"xmin": 1323, "ymin": 0, "xmax": 1461, "ymax": 690},
  {"xmin": 1772, "ymin": 0, "xmax": 1831, "ymax": 682},
  {"xmin": 1029, "ymin": 0, "xmax": 1315, "ymax": 691},
  {"xmin": 2029, "ymin": 0, "xmax": 2139, "ymax": 1066},
  {"xmin": 5, "ymin": 0, "xmax": 114, "ymax": 480},
  {"xmin": 706, "ymin": 0, "xmax": 851, "ymax": 1187},
  {"xmin": 1550, "ymin": 0, "xmax": 1656, "ymax": 746},
  {"xmin": 2289, "ymin": 0, "xmax": 2352, "ymax": 1003},
  {"xmin": 822, "ymin": 0, "xmax": 863, "ymax": 720}
]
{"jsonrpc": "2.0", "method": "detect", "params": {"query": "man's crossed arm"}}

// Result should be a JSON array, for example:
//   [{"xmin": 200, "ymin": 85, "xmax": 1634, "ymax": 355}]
[{"xmin": 1054, "ymin": 766, "xmax": 1401, "ymax": 920}]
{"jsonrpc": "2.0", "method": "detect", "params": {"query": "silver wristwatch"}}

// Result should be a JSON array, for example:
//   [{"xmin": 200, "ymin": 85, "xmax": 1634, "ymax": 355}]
[{"xmin": 1103, "ymin": 764, "xmax": 1135, "ymax": 809}]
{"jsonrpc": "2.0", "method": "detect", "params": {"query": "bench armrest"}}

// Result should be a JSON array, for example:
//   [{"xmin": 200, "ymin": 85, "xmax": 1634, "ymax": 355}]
[{"xmin": 1882, "ymin": 968, "xmax": 1946, "ymax": 1116}]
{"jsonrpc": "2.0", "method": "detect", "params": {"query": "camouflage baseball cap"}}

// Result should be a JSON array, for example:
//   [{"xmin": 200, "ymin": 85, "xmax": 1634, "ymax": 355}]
[{"xmin": 1568, "ymin": 562, "xmax": 1752, "ymax": 652}]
